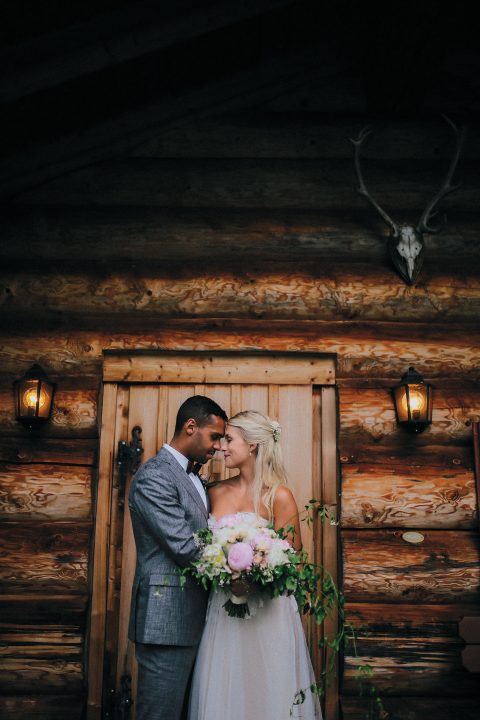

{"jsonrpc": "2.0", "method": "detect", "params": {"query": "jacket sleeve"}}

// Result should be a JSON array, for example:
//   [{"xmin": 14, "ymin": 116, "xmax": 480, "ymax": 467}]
[{"xmin": 129, "ymin": 464, "xmax": 201, "ymax": 567}]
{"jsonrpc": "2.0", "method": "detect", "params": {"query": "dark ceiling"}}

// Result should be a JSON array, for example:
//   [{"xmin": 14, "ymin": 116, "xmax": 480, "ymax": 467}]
[{"xmin": 0, "ymin": 0, "xmax": 477, "ymax": 198}]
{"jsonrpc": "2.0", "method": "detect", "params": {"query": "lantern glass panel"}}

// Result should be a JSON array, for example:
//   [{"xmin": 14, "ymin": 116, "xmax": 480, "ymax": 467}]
[
  {"xmin": 14, "ymin": 365, "xmax": 56, "ymax": 426},
  {"xmin": 392, "ymin": 369, "xmax": 433, "ymax": 432}
]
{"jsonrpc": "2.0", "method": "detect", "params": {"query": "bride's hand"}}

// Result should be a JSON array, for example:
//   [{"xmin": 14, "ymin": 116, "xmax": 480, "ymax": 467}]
[{"xmin": 231, "ymin": 579, "xmax": 250, "ymax": 596}]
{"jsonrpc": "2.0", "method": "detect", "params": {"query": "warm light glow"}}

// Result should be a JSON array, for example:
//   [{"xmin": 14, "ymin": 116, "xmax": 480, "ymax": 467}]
[
  {"xmin": 401, "ymin": 388, "xmax": 426, "ymax": 415},
  {"xmin": 23, "ymin": 386, "xmax": 48, "ymax": 410},
  {"xmin": 392, "ymin": 367, "xmax": 433, "ymax": 433},
  {"xmin": 14, "ymin": 364, "xmax": 56, "ymax": 428}
]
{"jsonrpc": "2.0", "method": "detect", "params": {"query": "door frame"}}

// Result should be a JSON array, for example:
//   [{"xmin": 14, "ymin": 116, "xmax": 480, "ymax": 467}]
[{"xmin": 86, "ymin": 350, "xmax": 339, "ymax": 720}]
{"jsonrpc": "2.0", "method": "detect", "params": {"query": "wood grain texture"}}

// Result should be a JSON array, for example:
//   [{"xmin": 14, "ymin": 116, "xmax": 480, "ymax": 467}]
[
  {"xmin": 12, "ymin": 157, "xmax": 480, "ymax": 208},
  {"xmin": 0, "ymin": 522, "xmax": 90, "ymax": 594},
  {"xmin": 0, "ymin": 696, "xmax": 85, "ymax": 720},
  {"xmin": 342, "ymin": 530, "xmax": 480, "ymax": 603},
  {"xmin": 87, "ymin": 382, "xmax": 118, "ymax": 718},
  {"xmin": 0, "ymin": 437, "xmax": 97, "ymax": 466},
  {"xmin": 345, "ymin": 601, "xmax": 480, "ymax": 625},
  {"xmin": 0, "ymin": 463, "xmax": 92, "ymax": 521},
  {"xmin": 0, "ymin": 628, "xmax": 82, "ymax": 654},
  {"xmin": 0, "ymin": 658, "xmax": 83, "ymax": 693},
  {"xmin": 341, "ymin": 464, "xmax": 477, "ymax": 529},
  {"xmin": 0, "ymin": 387, "xmax": 97, "ymax": 438},
  {"xmin": 339, "ymin": 385, "xmax": 480, "ymax": 445},
  {"xmin": 343, "ymin": 629, "xmax": 479, "ymax": 696},
  {"xmin": 2, "ymin": 265, "xmax": 480, "ymax": 324},
  {"xmin": 103, "ymin": 352, "xmax": 334, "ymax": 385},
  {"xmin": 340, "ymin": 696, "xmax": 480, "ymax": 720},
  {"xmin": 0, "ymin": 595, "xmax": 88, "ymax": 625},
  {"xmin": 0, "ymin": 322, "xmax": 479, "ymax": 380},
  {"xmin": 2, "ymin": 207, "xmax": 478, "ymax": 264},
  {"xmin": 339, "ymin": 443, "xmax": 474, "ymax": 469}
]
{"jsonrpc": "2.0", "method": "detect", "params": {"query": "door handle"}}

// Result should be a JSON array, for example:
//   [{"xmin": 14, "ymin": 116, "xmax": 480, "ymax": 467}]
[{"xmin": 116, "ymin": 425, "xmax": 144, "ymax": 505}]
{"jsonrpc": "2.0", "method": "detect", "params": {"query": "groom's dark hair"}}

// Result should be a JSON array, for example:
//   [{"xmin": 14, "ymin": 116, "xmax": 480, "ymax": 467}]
[{"xmin": 174, "ymin": 395, "xmax": 228, "ymax": 434}]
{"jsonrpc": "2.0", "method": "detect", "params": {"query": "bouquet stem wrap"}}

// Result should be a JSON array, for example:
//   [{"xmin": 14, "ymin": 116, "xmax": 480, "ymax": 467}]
[{"xmin": 223, "ymin": 594, "xmax": 250, "ymax": 618}]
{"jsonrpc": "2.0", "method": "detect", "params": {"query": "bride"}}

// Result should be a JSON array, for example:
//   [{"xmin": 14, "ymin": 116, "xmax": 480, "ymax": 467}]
[{"xmin": 188, "ymin": 410, "xmax": 322, "ymax": 720}]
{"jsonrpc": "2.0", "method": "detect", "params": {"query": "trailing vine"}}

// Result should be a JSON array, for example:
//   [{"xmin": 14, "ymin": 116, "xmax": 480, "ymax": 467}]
[{"xmin": 288, "ymin": 500, "xmax": 387, "ymax": 720}]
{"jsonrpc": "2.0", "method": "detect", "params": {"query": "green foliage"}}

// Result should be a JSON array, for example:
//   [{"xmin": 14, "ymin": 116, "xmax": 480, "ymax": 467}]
[
  {"xmin": 182, "ymin": 500, "xmax": 385, "ymax": 719},
  {"xmin": 290, "ymin": 500, "xmax": 386, "ymax": 719}
]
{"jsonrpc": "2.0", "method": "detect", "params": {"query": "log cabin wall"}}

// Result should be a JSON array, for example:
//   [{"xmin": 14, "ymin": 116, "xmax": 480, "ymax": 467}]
[{"xmin": 1, "ymin": 108, "xmax": 480, "ymax": 720}]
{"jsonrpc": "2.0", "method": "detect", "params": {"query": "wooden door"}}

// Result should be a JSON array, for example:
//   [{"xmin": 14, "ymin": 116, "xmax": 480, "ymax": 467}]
[{"xmin": 87, "ymin": 352, "xmax": 338, "ymax": 720}]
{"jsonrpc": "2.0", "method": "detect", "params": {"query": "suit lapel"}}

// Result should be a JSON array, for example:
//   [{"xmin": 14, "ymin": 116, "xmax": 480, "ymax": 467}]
[{"xmin": 159, "ymin": 448, "xmax": 208, "ymax": 520}]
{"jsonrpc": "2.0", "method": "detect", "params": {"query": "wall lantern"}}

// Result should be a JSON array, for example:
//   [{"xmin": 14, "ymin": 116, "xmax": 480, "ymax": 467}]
[
  {"xmin": 392, "ymin": 366, "xmax": 433, "ymax": 433},
  {"xmin": 14, "ymin": 364, "xmax": 56, "ymax": 429}
]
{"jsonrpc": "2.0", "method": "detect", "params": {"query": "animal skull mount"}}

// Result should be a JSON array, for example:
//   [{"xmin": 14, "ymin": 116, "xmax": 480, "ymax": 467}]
[{"xmin": 351, "ymin": 117, "xmax": 466, "ymax": 285}]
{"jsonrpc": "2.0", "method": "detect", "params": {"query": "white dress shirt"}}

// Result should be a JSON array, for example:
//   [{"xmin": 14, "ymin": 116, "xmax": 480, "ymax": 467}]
[{"xmin": 163, "ymin": 443, "xmax": 208, "ymax": 509}]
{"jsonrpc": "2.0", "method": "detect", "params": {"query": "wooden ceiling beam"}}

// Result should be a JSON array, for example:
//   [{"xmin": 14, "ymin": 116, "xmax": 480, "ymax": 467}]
[
  {"xmin": 0, "ymin": 48, "xmax": 327, "ymax": 200},
  {"xmin": 0, "ymin": 0, "xmax": 298, "ymax": 103}
]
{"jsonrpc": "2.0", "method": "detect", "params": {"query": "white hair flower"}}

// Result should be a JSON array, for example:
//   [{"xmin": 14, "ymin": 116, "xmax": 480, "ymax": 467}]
[{"xmin": 271, "ymin": 422, "xmax": 281, "ymax": 442}]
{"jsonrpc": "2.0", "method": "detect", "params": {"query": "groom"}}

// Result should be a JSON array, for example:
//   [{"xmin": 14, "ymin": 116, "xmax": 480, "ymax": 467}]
[{"xmin": 128, "ymin": 395, "xmax": 227, "ymax": 720}]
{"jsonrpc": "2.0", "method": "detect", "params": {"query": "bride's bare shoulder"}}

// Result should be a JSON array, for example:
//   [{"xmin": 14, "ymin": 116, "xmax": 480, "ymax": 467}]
[
  {"xmin": 273, "ymin": 485, "xmax": 298, "ymax": 510},
  {"xmin": 207, "ymin": 475, "xmax": 241, "ymax": 494}
]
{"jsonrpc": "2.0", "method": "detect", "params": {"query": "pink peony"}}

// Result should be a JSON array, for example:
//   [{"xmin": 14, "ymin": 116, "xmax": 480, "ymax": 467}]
[
  {"xmin": 227, "ymin": 542, "xmax": 254, "ymax": 572},
  {"xmin": 251, "ymin": 532, "xmax": 272, "ymax": 552}
]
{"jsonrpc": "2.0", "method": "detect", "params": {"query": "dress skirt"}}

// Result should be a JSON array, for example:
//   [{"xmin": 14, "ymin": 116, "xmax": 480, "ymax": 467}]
[{"xmin": 188, "ymin": 588, "xmax": 322, "ymax": 720}]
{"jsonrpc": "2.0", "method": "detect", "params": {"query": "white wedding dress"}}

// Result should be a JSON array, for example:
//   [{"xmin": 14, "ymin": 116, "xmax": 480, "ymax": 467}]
[{"xmin": 188, "ymin": 513, "xmax": 322, "ymax": 720}]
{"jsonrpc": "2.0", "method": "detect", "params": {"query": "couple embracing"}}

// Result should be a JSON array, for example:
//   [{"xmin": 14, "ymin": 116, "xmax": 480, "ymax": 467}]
[{"xmin": 128, "ymin": 395, "xmax": 321, "ymax": 720}]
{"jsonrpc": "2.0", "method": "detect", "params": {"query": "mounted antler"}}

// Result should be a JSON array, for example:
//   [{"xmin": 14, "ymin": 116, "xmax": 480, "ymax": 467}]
[
  {"xmin": 416, "ymin": 116, "xmax": 466, "ymax": 234},
  {"xmin": 351, "ymin": 126, "xmax": 399, "ymax": 238},
  {"xmin": 351, "ymin": 117, "xmax": 466, "ymax": 285}
]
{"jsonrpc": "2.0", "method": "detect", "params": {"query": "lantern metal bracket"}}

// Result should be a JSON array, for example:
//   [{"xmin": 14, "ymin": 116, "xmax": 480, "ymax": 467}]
[{"xmin": 116, "ymin": 426, "xmax": 143, "ymax": 503}]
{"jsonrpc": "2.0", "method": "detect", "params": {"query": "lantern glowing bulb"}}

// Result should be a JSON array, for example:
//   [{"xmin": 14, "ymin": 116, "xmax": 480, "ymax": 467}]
[
  {"xmin": 401, "ymin": 388, "xmax": 425, "ymax": 415},
  {"xmin": 23, "ymin": 387, "xmax": 48, "ymax": 410},
  {"xmin": 14, "ymin": 364, "xmax": 56, "ymax": 429},
  {"xmin": 392, "ymin": 367, "xmax": 433, "ymax": 433}
]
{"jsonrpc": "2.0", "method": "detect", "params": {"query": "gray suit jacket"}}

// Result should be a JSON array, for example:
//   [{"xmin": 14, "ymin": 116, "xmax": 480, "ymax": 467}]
[{"xmin": 128, "ymin": 447, "xmax": 209, "ymax": 646}]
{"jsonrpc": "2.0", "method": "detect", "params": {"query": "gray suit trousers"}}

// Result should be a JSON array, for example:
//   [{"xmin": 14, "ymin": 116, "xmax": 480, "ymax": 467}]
[{"xmin": 135, "ymin": 643, "xmax": 198, "ymax": 720}]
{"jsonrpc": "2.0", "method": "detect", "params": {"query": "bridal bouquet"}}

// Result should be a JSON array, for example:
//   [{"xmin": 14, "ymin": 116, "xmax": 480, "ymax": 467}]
[{"xmin": 181, "ymin": 513, "xmax": 313, "ymax": 619}]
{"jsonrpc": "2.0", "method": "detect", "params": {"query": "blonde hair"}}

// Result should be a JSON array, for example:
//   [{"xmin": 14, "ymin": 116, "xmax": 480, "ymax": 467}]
[{"xmin": 227, "ymin": 410, "xmax": 288, "ymax": 521}]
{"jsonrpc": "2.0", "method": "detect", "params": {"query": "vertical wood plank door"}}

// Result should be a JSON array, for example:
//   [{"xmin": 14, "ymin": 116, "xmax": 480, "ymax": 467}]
[{"xmin": 87, "ymin": 352, "xmax": 338, "ymax": 720}]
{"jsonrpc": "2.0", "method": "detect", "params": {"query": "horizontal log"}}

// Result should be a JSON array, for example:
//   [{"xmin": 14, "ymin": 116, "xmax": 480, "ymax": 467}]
[
  {"xmin": 2, "ymin": 207, "xmax": 478, "ymax": 264},
  {"xmin": 0, "ymin": 464, "xmax": 92, "ymax": 521},
  {"xmin": 345, "ymin": 623, "xmax": 462, "ymax": 646},
  {"xmin": 339, "ymin": 444, "xmax": 474, "ymax": 469},
  {"xmin": 341, "ymin": 464, "xmax": 477, "ymax": 529},
  {"xmin": 0, "ymin": 387, "xmax": 97, "ymax": 438},
  {"xmin": 0, "ymin": 595, "xmax": 88, "ymax": 625},
  {"xmin": 134, "ymin": 116, "xmax": 480, "ymax": 160},
  {"xmin": 343, "ymin": 635, "xmax": 479, "ymax": 696},
  {"xmin": 345, "ymin": 602, "xmax": 480, "ymax": 625},
  {"xmin": 0, "ymin": 522, "xmax": 90, "ymax": 594},
  {"xmin": 0, "ymin": 658, "xmax": 83, "ymax": 694},
  {"xmin": 0, "ymin": 638, "xmax": 83, "ymax": 660},
  {"xmin": 342, "ymin": 530, "xmax": 480, "ymax": 603},
  {"xmin": 2, "ymin": 264, "xmax": 480, "ymax": 324},
  {"xmin": 339, "ymin": 385, "xmax": 480, "ymax": 445},
  {"xmin": 0, "ymin": 629, "xmax": 82, "ymax": 656},
  {"xmin": 0, "ymin": 322, "xmax": 479, "ymax": 381},
  {"xmin": 340, "ymin": 696, "xmax": 480, "ymax": 720},
  {"xmin": 13, "ymin": 158, "xmax": 480, "ymax": 208},
  {"xmin": 0, "ymin": 437, "xmax": 97, "ymax": 465},
  {"xmin": 0, "ymin": 696, "xmax": 85, "ymax": 720}
]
